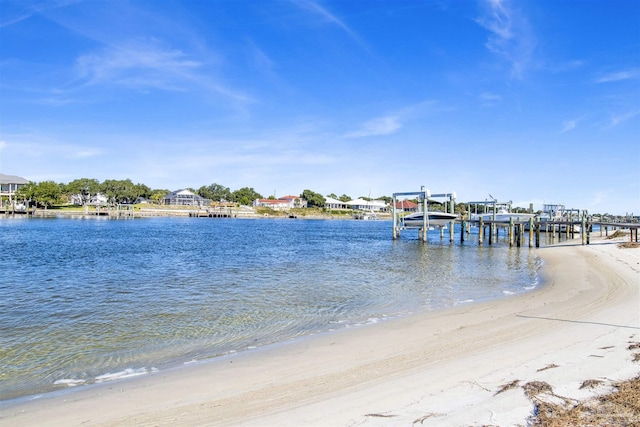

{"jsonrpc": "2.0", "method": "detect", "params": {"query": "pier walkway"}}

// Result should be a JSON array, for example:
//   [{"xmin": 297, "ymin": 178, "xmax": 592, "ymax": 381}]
[{"xmin": 398, "ymin": 217, "xmax": 639, "ymax": 247}]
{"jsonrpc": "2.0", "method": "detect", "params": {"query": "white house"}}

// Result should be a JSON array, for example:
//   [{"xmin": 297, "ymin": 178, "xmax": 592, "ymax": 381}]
[
  {"xmin": 253, "ymin": 195, "xmax": 307, "ymax": 210},
  {"xmin": 346, "ymin": 198, "xmax": 388, "ymax": 212},
  {"xmin": 324, "ymin": 197, "xmax": 348, "ymax": 210},
  {"xmin": 0, "ymin": 174, "xmax": 29, "ymax": 202},
  {"xmin": 277, "ymin": 195, "xmax": 307, "ymax": 208},
  {"xmin": 71, "ymin": 193, "xmax": 109, "ymax": 206},
  {"xmin": 164, "ymin": 189, "xmax": 211, "ymax": 207}
]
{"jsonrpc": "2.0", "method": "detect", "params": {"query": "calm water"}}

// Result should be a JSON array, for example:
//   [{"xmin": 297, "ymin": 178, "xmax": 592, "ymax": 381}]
[{"xmin": 0, "ymin": 217, "xmax": 541, "ymax": 401}]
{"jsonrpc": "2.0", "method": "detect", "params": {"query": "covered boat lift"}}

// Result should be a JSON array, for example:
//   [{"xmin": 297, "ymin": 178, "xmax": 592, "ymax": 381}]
[{"xmin": 392, "ymin": 187, "xmax": 456, "ymax": 241}]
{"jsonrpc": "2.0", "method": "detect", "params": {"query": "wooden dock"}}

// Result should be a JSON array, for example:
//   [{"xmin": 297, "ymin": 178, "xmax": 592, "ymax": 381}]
[
  {"xmin": 434, "ymin": 217, "xmax": 638, "ymax": 248},
  {"xmin": 391, "ymin": 188, "xmax": 638, "ymax": 247},
  {"xmin": 188, "ymin": 206, "xmax": 237, "ymax": 218},
  {"xmin": 0, "ymin": 207, "xmax": 35, "ymax": 216}
]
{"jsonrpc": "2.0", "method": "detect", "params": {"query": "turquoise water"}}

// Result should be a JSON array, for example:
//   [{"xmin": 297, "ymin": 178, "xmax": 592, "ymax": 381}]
[{"xmin": 0, "ymin": 217, "xmax": 541, "ymax": 401}]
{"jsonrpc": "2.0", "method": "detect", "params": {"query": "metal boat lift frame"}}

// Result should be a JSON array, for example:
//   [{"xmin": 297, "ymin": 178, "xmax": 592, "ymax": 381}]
[
  {"xmin": 392, "ymin": 187, "xmax": 456, "ymax": 240},
  {"xmin": 466, "ymin": 195, "xmax": 514, "ymax": 222}
]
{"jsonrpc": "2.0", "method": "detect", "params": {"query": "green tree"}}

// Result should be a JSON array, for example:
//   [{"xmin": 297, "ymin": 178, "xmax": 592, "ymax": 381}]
[
  {"xmin": 301, "ymin": 189, "xmax": 325, "ymax": 208},
  {"xmin": 339, "ymin": 194, "xmax": 351, "ymax": 202},
  {"xmin": 14, "ymin": 182, "xmax": 36, "ymax": 203},
  {"xmin": 63, "ymin": 178, "xmax": 101, "ymax": 204},
  {"xmin": 133, "ymin": 183, "xmax": 152, "ymax": 201},
  {"xmin": 231, "ymin": 187, "xmax": 262, "ymax": 206},
  {"xmin": 101, "ymin": 179, "xmax": 148, "ymax": 204},
  {"xmin": 16, "ymin": 181, "xmax": 61, "ymax": 209},
  {"xmin": 150, "ymin": 189, "xmax": 170, "ymax": 203},
  {"xmin": 198, "ymin": 183, "xmax": 232, "ymax": 202}
]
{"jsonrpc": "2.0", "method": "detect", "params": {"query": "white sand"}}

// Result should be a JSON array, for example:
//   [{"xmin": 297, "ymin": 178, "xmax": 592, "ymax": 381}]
[{"xmin": 1, "ymin": 235, "xmax": 638, "ymax": 426}]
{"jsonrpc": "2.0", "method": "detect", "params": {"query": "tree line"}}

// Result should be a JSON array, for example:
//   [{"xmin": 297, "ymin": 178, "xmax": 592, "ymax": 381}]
[
  {"xmin": 11, "ymin": 178, "xmax": 386, "ymax": 210},
  {"xmin": 11, "ymin": 177, "xmax": 479, "ymax": 214}
]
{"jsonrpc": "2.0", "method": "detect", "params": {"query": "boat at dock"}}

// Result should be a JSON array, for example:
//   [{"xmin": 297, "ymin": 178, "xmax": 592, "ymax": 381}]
[
  {"xmin": 402, "ymin": 211, "xmax": 457, "ymax": 228},
  {"xmin": 353, "ymin": 211, "xmax": 381, "ymax": 220},
  {"xmin": 531, "ymin": 204, "xmax": 581, "ymax": 232}
]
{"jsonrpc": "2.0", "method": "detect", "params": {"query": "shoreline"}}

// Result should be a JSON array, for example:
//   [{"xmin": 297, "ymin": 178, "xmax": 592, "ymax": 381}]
[{"xmin": 1, "ymin": 235, "xmax": 638, "ymax": 426}]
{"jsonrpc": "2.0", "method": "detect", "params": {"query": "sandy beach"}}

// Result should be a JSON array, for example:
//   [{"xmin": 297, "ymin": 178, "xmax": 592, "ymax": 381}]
[{"xmin": 1, "ymin": 234, "xmax": 638, "ymax": 426}]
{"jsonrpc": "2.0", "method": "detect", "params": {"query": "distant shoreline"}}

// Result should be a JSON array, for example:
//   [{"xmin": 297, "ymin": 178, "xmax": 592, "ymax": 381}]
[{"xmin": 6, "ymin": 206, "xmax": 385, "ymax": 220}]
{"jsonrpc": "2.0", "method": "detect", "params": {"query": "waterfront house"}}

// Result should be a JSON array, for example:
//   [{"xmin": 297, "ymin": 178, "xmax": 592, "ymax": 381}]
[
  {"xmin": 277, "ymin": 195, "xmax": 307, "ymax": 208},
  {"xmin": 346, "ymin": 198, "xmax": 388, "ymax": 212},
  {"xmin": 0, "ymin": 174, "xmax": 29, "ymax": 204},
  {"xmin": 393, "ymin": 200, "xmax": 419, "ymax": 212},
  {"xmin": 70, "ymin": 193, "xmax": 109, "ymax": 206},
  {"xmin": 163, "ymin": 189, "xmax": 211, "ymax": 207},
  {"xmin": 253, "ymin": 195, "xmax": 307, "ymax": 210},
  {"xmin": 325, "ymin": 197, "xmax": 348, "ymax": 210}
]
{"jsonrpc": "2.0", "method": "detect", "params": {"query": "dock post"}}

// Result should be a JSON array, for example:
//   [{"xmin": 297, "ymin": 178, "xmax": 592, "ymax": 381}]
[
  {"xmin": 490, "ymin": 223, "xmax": 495, "ymax": 243},
  {"xmin": 535, "ymin": 224, "xmax": 540, "ymax": 248},
  {"xmin": 392, "ymin": 196, "xmax": 398, "ymax": 240},
  {"xmin": 449, "ymin": 220, "xmax": 454, "ymax": 242},
  {"xmin": 421, "ymin": 195, "xmax": 428, "ymax": 243},
  {"xmin": 528, "ymin": 218, "xmax": 534, "ymax": 248},
  {"xmin": 508, "ymin": 217, "xmax": 514, "ymax": 247},
  {"xmin": 478, "ymin": 218, "xmax": 484, "ymax": 245},
  {"xmin": 517, "ymin": 223, "xmax": 523, "ymax": 247},
  {"xmin": 460, "ymin": 220, "xmax": 465, "ymax": 242}
]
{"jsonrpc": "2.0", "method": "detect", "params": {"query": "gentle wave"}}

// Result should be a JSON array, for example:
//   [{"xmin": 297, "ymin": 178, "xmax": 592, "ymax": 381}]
[{"xmin": 0, "ymin": 217, "xmax": 544, "ymax": 401}]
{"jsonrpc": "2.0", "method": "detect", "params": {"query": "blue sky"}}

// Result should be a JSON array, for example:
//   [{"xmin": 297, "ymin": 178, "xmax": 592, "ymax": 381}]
[{"xmin": 1, "ymin": 0, "xmax": 638, "ymax": 214}]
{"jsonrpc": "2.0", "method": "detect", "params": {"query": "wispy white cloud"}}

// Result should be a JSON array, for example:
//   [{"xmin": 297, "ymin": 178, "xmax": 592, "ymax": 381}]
[
  {"xmin": 594, "ymin": 68, "xmax": 640, "ymax": 83},
  {"xmin": 291, "ymin": 0, "xmax": 369, "ymax": 51},
  {"xmin": 610, "ymin": 110, "xmax": 640, "ymax": 127},
  {"xmin": 345, "ymin": 115, "xmax": 402, "ymax": 138},
  {"xmin": 71, "ymin": 148, "xmax": 103, "ymax": 159},
  {"xmin": 561, "ymin": 120, "xmax": 577, "ymax": 133},
  {"xmin": 561, "ymin": 115, "xmax": 587, "ymax": 133},
  {"xmin": 75, "ymin": 39, "xmax": 200, "ymax": 89},
  {"xmin": 548, "ymin": 59, "xmax": 585, "ymax": 73},
  {"xmin": 0, "ymin": 0, "xmax": 81, "ymax": 28},
  {"xmin": 37, "ymin": 143, "xmax": 103, "ymax": 160},
  {"xmin": 344, "ymin": 101, "xmax": 446, "ymax": 138},
  {"xmin": 247, "ymin": 41, "xmax": 276, "ymax": 73},
  {"xmin": 476, "ymin": 0, "xmax": 536, "ymax": 79},
  {"xmin": 70, "ymin": 39, "xmax": 252, "ymax": 102},
  {"xmin": 479, "ymin": 91, "xmax": 502, "ymax": 106}
]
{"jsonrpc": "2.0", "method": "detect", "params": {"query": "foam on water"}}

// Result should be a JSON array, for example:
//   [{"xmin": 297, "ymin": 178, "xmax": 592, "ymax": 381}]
[
  {"xmin": 53, "ymin": 379, "xmax": 86, "ymax": 387},
  {"xmin": 95, "ymin": 367, "xmax": 158, "ymax": 383}
]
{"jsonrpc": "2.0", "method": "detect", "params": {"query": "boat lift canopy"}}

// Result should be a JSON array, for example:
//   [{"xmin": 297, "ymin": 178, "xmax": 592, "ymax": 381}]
[{"xmin": 392, "ymin": 187, "xmax": 456, "ymax": 240}]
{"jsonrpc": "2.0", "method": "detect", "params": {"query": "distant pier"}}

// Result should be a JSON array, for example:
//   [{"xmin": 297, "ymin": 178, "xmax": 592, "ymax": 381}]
[
  {"xmin": 189, "ymin": 206, "xmax": 237, "ymax": 218},
  {"xmin": 0, "ymin": 207, "xmax": 35, "ymax": 216},
  {"xmin": 392, "ymin": 188, "xmax": 638, "ymax": 246}
]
